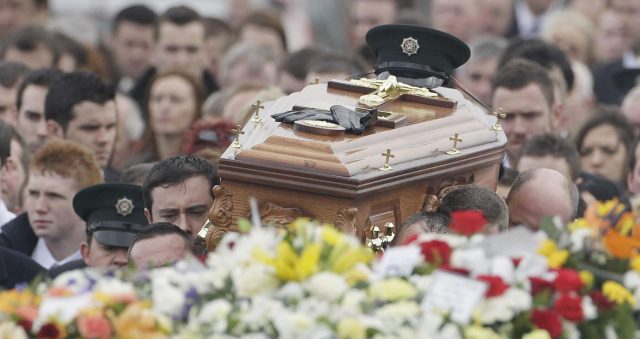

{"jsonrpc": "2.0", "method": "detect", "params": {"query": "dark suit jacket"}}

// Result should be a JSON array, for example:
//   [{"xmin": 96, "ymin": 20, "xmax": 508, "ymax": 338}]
[
  {"xmin": 0, "ymin": 213, "xmax": 37, "ymax": 256},
  {"xmin": 592, "ymin": 59, "xmax": 627, "ymax": 105},
  {"xmin": 0, "ymin": 246, "xmax": 45, "ymax": 289},
  {"xmin": 48, "ymin": 259, "xmax": 87, "ymax": 279}
]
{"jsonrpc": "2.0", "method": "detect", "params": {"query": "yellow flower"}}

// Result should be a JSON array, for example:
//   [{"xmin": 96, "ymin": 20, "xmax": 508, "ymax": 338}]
[
  {"xmin": 597, "ymin": 199, "xmax": 623, "ymax": 217},
  {"xmin": 602, "ymin": 281, "xmax": 636, "ymax": 306},
  {"xmin": 617, "ymin": 213, "xmax": 635, "ymax": 235},
  {"xmin": 252, "ymin": 246, "xmax": 275, "ymax": 266},
  {"xmin": 368, "ymin": 278, "xmax": 417, "ymax": 302},
  {"xmin": 464, "ymin": 325, "xmax": 504, "ymax": 339},
  {"xmin": 537, "ymin": 240, "xmax": 558, "ymax": 257},
  {"xmin": 111, "ymin": 302, "xmax": 168, "ymax": 339},
  {"xmin": 271, "ymin": 241, "xmax": 321, "ymax": 281},
  {"xmin": 523, "ymin": 329, "xmax": 552, "ymax": 339},
  {"xmin": 567, "ymin": 219, "xmax": 588, "ymax": 232},
  {"xmin": 631, "ymin": 256, "xmax": 640, "ymax": 272},
  {"xmin": 322, "ymin": 226, "xmax": 343, "ymax": 246},
  {"xmin": 580, "ymin": 271, "xmax": 594, "ymax": 289},
  {"xmin": 337, "ymin": 318, "xmax": 366, "ymax": 339},
  {"xmin": 547, "ymin": 250, "xmax": 569, "ymax": 269},
  {"xmin": 0, "ymin": 290, "xmax": 39, "ymax": 314}
]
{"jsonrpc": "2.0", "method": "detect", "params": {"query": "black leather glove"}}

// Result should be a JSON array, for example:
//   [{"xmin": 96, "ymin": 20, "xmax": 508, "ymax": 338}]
[
  {"xmin": 330, "ymin": 105, "xmax": 377, "ymax": 134},
  {"xmin": 271, "ymin": 109, "xmax": 334, "ymax": 124}
]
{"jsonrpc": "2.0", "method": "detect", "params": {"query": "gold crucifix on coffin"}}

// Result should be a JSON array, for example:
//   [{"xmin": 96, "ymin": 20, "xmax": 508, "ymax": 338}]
[{"xmin": 327, "ymin": 75, "xmax": 456, "ymax": 127}]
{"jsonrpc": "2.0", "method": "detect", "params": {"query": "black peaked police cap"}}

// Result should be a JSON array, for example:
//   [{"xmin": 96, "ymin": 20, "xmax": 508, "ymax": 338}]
[
  {"xmin": 366, "ymin": 24, "xmax": 470, "ymax": 81},
  {"xmin": 73, "ymin": 183, "xmax": 148, "ymax": 248}
]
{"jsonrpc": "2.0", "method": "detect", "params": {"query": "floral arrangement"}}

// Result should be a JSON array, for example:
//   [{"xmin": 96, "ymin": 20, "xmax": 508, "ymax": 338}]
[{"xmin": 0, "ymin": 208, "xmax": 638, "ymax": 338}]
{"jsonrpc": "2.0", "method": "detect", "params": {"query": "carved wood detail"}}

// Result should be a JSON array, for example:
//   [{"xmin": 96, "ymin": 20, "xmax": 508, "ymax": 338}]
[
  {"xmin": 205, "ymin": 185, "xmax": 234, "ymax": 251},
  {"xmin": 334, "ymin": 207, "xmax": 358, "ymax": 235},
  {"xmin": 250, "ymin": 202, "xmax": 304, "ymax": 228},
  {"xmin": 421, "ymin": 174, "xmax": 475, "ymax": 212}
]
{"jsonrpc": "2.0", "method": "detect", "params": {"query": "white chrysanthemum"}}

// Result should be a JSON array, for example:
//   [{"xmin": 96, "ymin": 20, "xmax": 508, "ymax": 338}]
[
  {"xmin": 305, "ymin": 272, "xmax": 348, "ymax": 301},
  {"xmin": 94, "ymin": 277, "xmax": 135, "ymax": 299},
  {"xmin": 476, "ymin": 288, "xmax": 531, "ymax": 324},
  {"xmin": 152, "ymin": 279, "xmax": 185, "ymax": 317},
  {"xmin": 408, "ymin": 274, "xmax": 432, "ymax": 294},
  {"xmin": 489, "ymin": 256, "xmax": 515, "ymax": 285},
  {"xmin": 569, "ymin": 228, "xmax": 591, "ymax": 252},
  {"xmin": 0, "ymin": 321, "xmax": 28, "ymax": 339},
  {"xmin": 197, "ymin": 299, "xmax": 232, "ymax": 333},
  {"xmin": 237, "ymin": 296, "xmax": 284, "ymax": 332},
  {"xmin": 514, "ymin": 254, "xmax": 549, "ymax": 284},
  {"xmin": 582, "ymin": 296, "xmax": 597, "ymax": 320},
  {"xmin": 233, "ymin": 264, "xmax": 278, "ymax": 297},
  {"xmin": 417, "ymin": 313, "xmax": 462, "ymax": 339},
  {"xmin": 451, "ymin": 248, "xmax": 490, "ymax": 276}
]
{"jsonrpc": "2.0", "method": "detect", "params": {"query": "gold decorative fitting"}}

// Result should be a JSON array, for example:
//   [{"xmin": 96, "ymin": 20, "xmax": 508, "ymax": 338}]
[
  {"xmin": 401, "ymin": 36, "xmax": 420, "ymax": 56},
  {"xmin": 378, "ymin": 148, "xmax": 395, "ymax": 172},
  {"xmin": 447, "ymin": 133, "xmax": 462, "ymax": 156},
  {"xmin": 491, "ymin": 108, "xmax": 506, "ymax": 131},
  {"xmin": 366, "ymin": 222, "xmax": 396, "ymax": 253},
  {"xmin": 231, "ymin": 125, "xmax": 245, "ymax": 149},
  {"xmin": 115, "ymin": 197, "xmax": 134, "ymax": 216},
  {"xmin": 250, "ymin": 100, "xmax": 264, "ymax": 124},
  {"xmin": 349, "ymin": 75, "xmax": 436, "ymax": 108}
]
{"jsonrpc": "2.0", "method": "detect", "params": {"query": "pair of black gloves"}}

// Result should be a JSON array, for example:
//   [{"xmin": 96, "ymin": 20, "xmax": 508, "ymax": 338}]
[{"xmin": 271, "ymin": 105, "xmax": 377, "ymax": 134}]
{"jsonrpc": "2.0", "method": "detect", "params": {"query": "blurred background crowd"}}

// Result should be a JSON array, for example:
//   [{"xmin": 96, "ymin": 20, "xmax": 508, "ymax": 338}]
[{"xmin": 0, "ymin": 0, "xmax": 638, "ymax": 219}]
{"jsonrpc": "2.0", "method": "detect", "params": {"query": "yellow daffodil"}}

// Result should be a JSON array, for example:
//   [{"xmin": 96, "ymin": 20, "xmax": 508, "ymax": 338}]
[
  {"xmin": 579, "ymin": 270, "xmax": 594, "ymax": 289},
  {"xmin": 537, "ymin": 240, "xmax": 558, "ymax": 257},
  {"xmin": 547, "ymin": 250, "xmax": 569, "ymax": 269},
  {"xmin": 602, "ymin": 281, "xmax": 636, "ymax": 306},
  {"xmin": 631, "ymin": 256, "xmax": 640, "ymax": 272},
  {"xmin": 322, "ymin": 226, "xmax": 344, "ymax": 246}
]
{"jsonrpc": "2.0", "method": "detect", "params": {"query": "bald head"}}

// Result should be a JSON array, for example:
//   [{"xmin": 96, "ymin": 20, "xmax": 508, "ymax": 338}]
[{"xmin": 507, "ymin": 168, "xmax": 578, "ymax": 230}]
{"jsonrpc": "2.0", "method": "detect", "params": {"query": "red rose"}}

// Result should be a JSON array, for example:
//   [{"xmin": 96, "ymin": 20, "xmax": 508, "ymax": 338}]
[
  {"xmin": 449, "ymin": 210, "xmax": 487, "ymax": 236},
  {"xmin": 511, "ymin": 257, "xmax": 523, "ymax": 267},
  {"xmin": 530, "ymin": 276, "xmax": 554, "ymax": 296},
  {"xmin": 477, "ymin": 274, "xmax": 509, "ymax": 298},
  {"xmin": 37, "ymin": 323, "xmax": 61, "ymax": 339},
  {"xmin": 531, "ymin": 309, "xmax": 563, "ymax": 338},
  {"xmin": 590, "ymin": 290, "xmax": 616, "ymax": 311},
  {"xmin": 419, "ymin": 240, "xmax": 452, "ymax": 266},
  {"xmin": 554, "ymin": 294, "xmax": 584, "ymax": 323},
  {"xmin": 19, "ymin": 319, "xmax": 32, "ymax": 333},
  {"xmin": 553, "ymin": 269, "xmax": 584, "ymax": 293}
]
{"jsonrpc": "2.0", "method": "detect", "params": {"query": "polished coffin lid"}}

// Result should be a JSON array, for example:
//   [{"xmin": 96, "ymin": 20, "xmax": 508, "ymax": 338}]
[{"xmin": 217, "ymin": 82, "xmax": 507, "ymax": 198}]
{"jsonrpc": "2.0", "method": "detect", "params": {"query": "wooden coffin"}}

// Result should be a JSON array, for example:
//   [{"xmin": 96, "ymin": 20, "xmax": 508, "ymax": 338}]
[{"xmin": 204, "ymin": 81, "xmax": 506, "ymax": 248}]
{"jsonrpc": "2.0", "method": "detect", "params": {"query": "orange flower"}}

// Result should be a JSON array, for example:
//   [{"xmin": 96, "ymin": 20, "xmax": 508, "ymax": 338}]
[
  {"xmin": 603, "ymin": 230, "xmax": 640, "ymax": 259},
  {"xmin": 77, "ymin": 314, "xmax": 112, "ymax": 339},
  {"xmin": 110, "ymin": 303, "xmax": 167, "ymax": 339}
]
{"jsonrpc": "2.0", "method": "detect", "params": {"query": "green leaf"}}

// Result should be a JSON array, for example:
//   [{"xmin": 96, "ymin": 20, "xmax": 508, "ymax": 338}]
[{"xmin": 539, "ymin": 217, "xmax": 561, "ymax": 242}]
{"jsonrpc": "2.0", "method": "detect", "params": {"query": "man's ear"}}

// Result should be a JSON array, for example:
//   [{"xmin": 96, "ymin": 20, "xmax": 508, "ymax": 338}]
[
  {"xmin": 80, "ymin": 241, "xmax": 91, "ymax": 266},
  {"xmin": 46, "ymin": 120, "xmax": 64, "ymax": 139},
  {"xmin": 551, "ymin": 102, "xmax": 565, "ymax": 132},
  {"xmin": 144, "ymin": 208, "xmax": 152, "ymax": 223}
]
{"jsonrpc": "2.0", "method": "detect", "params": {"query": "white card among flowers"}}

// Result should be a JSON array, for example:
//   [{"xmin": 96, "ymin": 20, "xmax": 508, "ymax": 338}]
[
  {"xmin": 373, "ymin": 245, "xmax": 422, "ymax": 278},
  {"xmin": 421, "ymin": 270, "xmax": 488, "ymax": 324}
]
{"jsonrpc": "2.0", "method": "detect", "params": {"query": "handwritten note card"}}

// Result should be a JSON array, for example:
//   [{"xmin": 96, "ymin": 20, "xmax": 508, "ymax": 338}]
[{"xmin": 421, "ymin": 270, "xmax": 488, "ymax": 324}]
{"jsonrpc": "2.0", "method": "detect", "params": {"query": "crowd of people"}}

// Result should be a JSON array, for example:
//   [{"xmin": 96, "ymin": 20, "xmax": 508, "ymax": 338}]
[{"xmin": 0, "ymin": 0, "xmax": 639, "ymax": 290}]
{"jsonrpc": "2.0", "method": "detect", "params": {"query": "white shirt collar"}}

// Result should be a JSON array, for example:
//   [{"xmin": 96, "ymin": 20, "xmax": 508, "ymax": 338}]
[
  {"xmin": 31, "ymin": 239, "xmax": 82, "ymax": 269},
  {"xmin": 623, "ymin": 51, "xmax": 640, "ymax": 68}
]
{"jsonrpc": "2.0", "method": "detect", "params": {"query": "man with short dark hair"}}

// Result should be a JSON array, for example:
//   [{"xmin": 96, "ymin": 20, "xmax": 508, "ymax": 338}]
[
  {"xmin": 0, "ymin": 26, "xmax": 57, "ymax": 69},
  {"xmin": 128, "ymin": 222, "xmax": 194, "ymax": 268},
  {"xmin": 393, "ymin": 211, "xmax": 449, "ymax": 245},
  {"xmin": 104, "ymin": 4, "xmax": 157, "ymax": 92},
  {"xmin": 438, "ymin": 185, "xmax": 509, "ymax": 233},
  {"xmin": 516, "ymin": 133, "xmax": 581, "ymax": 181},
  {"xmin": 130, "ymin": 5, "xmax": 218, "ymax": 116},
  {"xmin": 492, "ymin": 59, "xmax": 558, "ymax": 168},
  {"xmin": 15, "ymin": 68, "xmax": 63, "ymax": 154},
  {"xmin": 142, "ymin": 155, "xmax": 218, "ymax": 240},
  {"xmin": 0, "ymin": 61, "xmax": 29, "ymax": 126},
  {"xmin": 44, "ymin": 71, "xmax": 119, "ymax": 181}
]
